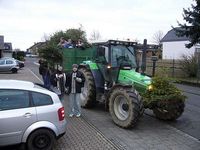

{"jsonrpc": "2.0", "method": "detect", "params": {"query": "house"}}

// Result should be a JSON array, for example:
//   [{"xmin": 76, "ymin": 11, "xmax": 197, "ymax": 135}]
[
  {"xmin": 0, "ymin": 36, "xmax": 4, "ymax": 58},
  {"xmin": 3, "ymin": 42, "xmax": 13, "ymax": 57},
  {"xmin": 161, "ymin": 28, "xmax": 200, "ymax": 59},
  {"xmin": 0, "ymin": 35, "xmax": 13, "ymax": 58},
  {"xmin": 27, "ymin": 42, "xmax": 46, "ymax": 55}
]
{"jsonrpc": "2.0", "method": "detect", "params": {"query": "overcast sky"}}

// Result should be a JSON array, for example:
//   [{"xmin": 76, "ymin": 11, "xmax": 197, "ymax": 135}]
[{"xmin": 0, "ymin": 0, "xmax": 194, "ymax": 50}]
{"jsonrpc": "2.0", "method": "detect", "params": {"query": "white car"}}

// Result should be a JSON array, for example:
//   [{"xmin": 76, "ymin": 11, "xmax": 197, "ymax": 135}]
[{"xmin": 0, "ymin": 80, "xmax": 67, "ymax": 150}]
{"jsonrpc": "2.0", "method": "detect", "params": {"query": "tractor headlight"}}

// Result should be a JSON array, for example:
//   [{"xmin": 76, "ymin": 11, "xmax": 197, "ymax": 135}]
[
  {"xmin": 107, "ymin": 65, "xmax": 111, "ymax": 69},
  {"xmin": 147, "ymin": 84, "xmax": 153, "ymax": 91}
]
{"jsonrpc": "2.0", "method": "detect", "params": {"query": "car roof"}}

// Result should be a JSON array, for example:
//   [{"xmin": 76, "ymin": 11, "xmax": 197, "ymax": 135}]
[
  {"xmin": 0, "ymin": 80, "xmax": 34, "ymax": 90},
  {"xmin": 0, "ymin": 80, "xmax": 60, "ymax": 103}
]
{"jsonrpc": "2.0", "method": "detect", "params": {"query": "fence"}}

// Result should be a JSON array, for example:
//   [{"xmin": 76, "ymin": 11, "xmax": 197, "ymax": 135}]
[{"xmin": 144, "ymin": 59, "xmax": 186, "ymax": 78}]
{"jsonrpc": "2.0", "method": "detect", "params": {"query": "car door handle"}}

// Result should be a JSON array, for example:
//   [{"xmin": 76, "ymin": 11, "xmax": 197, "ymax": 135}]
[{"xmin": 23, "ymin": 113, "xmax": 32, "ymax": 118}]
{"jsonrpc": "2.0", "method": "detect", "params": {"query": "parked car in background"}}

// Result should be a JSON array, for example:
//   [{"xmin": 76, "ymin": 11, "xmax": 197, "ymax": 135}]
[
  {"xmin": 0, "ymin": 58, "xmax": 19, "ymax": 73},
  {"xmin": 26, "ymin": 53, "xmax": 38, "ymax": 58},
  {"xmin": 0, "ymin": 80, "xmax": 67, "ymax": 150},
  {"xmin": 15, "ymin": 59, "xmax": 25, "ymax": 68},
  {"xmin": 1, "ymin": 57, "xmax": 25, "ymax": 68}
]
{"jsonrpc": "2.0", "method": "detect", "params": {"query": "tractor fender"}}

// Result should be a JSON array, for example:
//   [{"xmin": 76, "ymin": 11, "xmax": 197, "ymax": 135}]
[
  {"xmin": 78, "ymin": 63, "xmax": 90, "ymax": 70},
  {"xmin": 79, "ymin": 63, "xmax": 104, "ymax": 92}
]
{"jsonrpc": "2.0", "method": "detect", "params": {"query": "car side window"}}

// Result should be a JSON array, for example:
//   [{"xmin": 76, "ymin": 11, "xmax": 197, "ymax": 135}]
[
  {"xmin": 0, "ymin": 89, "xmax": 29, "ymax": 111},
  {"xmin": 6, "ymin": 60, "xmax": 14, "ymax": 64},
  {"xmin": 32, "ymin": 92, "xmax": 53, "ymax": 106},
  {"xmin": 0, "ymin": 60, "xmax": 5, "ymax": 65}
]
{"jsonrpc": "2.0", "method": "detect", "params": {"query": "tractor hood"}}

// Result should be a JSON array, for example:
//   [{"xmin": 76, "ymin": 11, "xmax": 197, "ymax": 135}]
[{"xmin": 118, "ymin": 69, "xmax": 152, "ymax": 93}]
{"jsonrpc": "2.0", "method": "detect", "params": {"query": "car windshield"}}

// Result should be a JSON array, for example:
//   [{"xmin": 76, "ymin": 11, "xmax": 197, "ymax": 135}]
[{"xmin": 111, "ymin": 45, "xmax": 137, "ymax": 68}]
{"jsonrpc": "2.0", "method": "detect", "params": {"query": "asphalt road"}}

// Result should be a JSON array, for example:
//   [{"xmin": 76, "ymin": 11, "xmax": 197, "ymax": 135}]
[{"xmin": 26, "ymin": 57, "xmax": 200, "ymax": 140}]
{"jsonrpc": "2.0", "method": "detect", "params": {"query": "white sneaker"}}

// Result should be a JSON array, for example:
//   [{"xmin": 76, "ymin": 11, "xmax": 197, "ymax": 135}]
[
  {"xmin": 76, "ymin": 114, "xmax": 81, "ymax": 117},
  {"xmin": 69, "ymin": 114, "xmax": 74, "ymax": 117}
]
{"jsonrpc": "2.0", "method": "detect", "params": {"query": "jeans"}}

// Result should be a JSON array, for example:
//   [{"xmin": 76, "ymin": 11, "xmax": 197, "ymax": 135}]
[
  {"xmin": 69, "ymin": 93, "xmax": 81, "ymax": 115},
  {"xmin": 43, "ymin": 75, "xmax": 50, "ymax": 89}
]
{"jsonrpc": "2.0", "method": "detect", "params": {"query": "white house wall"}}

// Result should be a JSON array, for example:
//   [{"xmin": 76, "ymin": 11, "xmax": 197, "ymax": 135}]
[{"xmin": 162, "ymin": 41, "xmax": 195, "ymax": 59}]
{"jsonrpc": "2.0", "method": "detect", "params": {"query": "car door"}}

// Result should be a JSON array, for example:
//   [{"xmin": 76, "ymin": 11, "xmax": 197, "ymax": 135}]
[
  {"xmin": 5, "ymin": 59, "xmax": 14, "ymax": 71},
  {"xmin": 31, "ymin": 91, "xmax": 56, "ymax": 122},
  {"xmin": 0, "ymin": 59, "xmax": 6, "ymax": 71},
  {"xmin": 0, "ymin": 89, "xmax": 37, "ymax": 146}
]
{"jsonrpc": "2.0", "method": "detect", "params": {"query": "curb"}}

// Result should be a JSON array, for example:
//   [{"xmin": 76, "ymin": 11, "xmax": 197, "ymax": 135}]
[{"xmin": 177, "ymin": 80, "xmax": 200, "ymax": 88}]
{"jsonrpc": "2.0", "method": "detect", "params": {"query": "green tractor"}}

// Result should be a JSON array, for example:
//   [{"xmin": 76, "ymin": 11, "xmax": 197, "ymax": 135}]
[{"xmin": 62, "ymin": 40, "xmax": 185, "ymax": 128}]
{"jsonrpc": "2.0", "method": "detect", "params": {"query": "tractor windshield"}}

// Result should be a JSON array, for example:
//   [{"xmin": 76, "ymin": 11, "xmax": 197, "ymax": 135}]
[{"xmin": 111, "ymin": 45, "xmax": 137, "ymax": 68}]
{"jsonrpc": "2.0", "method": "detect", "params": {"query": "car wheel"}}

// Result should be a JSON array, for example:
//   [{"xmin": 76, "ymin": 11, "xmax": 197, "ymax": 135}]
[
  {"xmin": 27, "ymin": 129, "xmax": 55, "ymax": 150},
  {"xmin": 11, "ymin": 68, "xmax": 17, "ymax": 73}
]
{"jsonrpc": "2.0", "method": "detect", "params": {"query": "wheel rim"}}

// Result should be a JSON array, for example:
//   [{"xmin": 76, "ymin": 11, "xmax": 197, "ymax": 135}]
[
  {"xmin": 80, "ymin": 78, "xmax": 89, "ymax": 104},
  {"xmin": 114, "ymin": 95, "xmax": 129, "ymax": 121},
  {"xmin": 33, "ymin": 134, "xmax": 50, "ymax": 149}
]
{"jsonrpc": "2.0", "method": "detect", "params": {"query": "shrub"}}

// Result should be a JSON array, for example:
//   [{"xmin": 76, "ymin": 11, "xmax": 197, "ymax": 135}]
[{"xmin": 179, "ymin": 54, "xmax": 198, "ymax": 77}]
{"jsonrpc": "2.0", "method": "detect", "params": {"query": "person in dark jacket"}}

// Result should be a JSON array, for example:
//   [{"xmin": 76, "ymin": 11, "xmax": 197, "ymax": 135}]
[
  {"xmin": 39, "ymin": 59, "xmax": 50, "ymax": 89},
  {"xmin": 65, "ymin": 64, "xmax": 85, "ymax": 117}
]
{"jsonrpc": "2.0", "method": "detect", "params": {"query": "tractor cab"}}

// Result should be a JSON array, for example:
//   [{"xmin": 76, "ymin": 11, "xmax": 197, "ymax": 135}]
[{"xmin": 94, "ymin": 40, "xmax": 139, "ymax": 86}]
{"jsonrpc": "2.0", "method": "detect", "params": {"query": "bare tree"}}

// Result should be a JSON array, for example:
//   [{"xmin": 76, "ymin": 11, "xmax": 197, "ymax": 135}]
[
  {"xmin": 90, "ymin": 30, "xmax": 101, "ymax": 41},
  {"xmin": 133, "ymin": 38, "xmax": 140, "ymax": 43},
  {"xmin": 152, "ymin": 30, "xmax": 164, "ymax": 45},
  {"xmin": 41, "ymin": 33, "xmax": 50, "ymax": 42}
]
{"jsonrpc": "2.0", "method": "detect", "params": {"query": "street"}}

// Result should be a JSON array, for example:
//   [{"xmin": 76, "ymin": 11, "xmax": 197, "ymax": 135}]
[{"xmin": 0, "ymin": 57, "xmax": 200, "ymax": 150}]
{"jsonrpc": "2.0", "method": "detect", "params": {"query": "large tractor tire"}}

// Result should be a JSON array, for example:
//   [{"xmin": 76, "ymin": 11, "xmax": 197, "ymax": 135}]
[
  {"xmin": 153, "ymin": 99, "xmax": 185, "ymax": 121},
  {"xmin": 79, "ymin": 68, "xmax": 96, "ymax": 108},
  {"xmin": 109, "ymin": 87, "xmax": 144, "ymax": 129}
]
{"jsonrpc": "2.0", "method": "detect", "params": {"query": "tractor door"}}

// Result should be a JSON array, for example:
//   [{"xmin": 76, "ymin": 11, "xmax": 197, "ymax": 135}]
[
  {"xmin": 110, "ymin": 45, "xmax": 121, "ymax": 83},
  {"xmin": 96, "ymin": 46, "xmax": 110, "ymax": 82}
]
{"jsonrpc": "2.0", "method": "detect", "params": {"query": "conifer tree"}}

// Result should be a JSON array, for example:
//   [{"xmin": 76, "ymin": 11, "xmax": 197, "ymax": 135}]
[{"xmin": 175, "ymin": 0, "xmax": 200, "ymax": 48}]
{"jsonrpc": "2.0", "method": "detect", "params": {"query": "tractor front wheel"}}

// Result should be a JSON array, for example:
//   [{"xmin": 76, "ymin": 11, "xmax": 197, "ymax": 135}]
[
  {"xmin": 109, "ymin": 87, "xmax": 143, "ymax": 128},
  {"xmin": 79, "ymin": 68, "xmax": 96, "ymax": 108},
  {"xmin": 153, "ymin": 99, "xmax": 185, "ymax": 121}
]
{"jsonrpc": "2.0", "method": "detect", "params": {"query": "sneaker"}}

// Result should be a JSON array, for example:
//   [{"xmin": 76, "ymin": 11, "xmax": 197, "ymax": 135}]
[
  {"xmin": 76, "ymin": 114, "xmax": 81, "ymax": 117},
  {"xmin": 69, "ymin": 114, "xmax": 74, "ymax": 117}
]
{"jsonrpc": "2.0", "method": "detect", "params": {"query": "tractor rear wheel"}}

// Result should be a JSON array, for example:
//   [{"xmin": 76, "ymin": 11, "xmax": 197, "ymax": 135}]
[
  {"xmin": 109, "ymin": 87, "xmax": 143, "ymax": 128},
  {"xmin": 79, "ymin": 68, "xmax": 96, "ymax": 108},
  {"xmin": 153, "ymin": 99, "xmax": 185, "ymax": 121}
]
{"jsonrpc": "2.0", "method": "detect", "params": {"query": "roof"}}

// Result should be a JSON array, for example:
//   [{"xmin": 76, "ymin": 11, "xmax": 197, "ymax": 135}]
[
  {"xmin": 4, "ymin": 42, "xmax": 12, "ymax": 51},
  {"xmin": 28, "ymin": 42, "xmax": 46, "ymax": 50},
  {"xmin": 92, "ymin": 40, "xmax": 137, "ymax": 45},
  {"xmin": 0, "ymin": 80, "xmax": 34, "ymax": 89},
  {"xmin": 161, "ymin": 28, "xmax": 189, "ymax": 42}
]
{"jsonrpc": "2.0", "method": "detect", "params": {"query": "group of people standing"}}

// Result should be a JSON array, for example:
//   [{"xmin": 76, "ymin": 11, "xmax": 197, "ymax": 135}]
[{"xmin": 39, "ymin": 60, "xmax": 85, "ymax": 117}]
